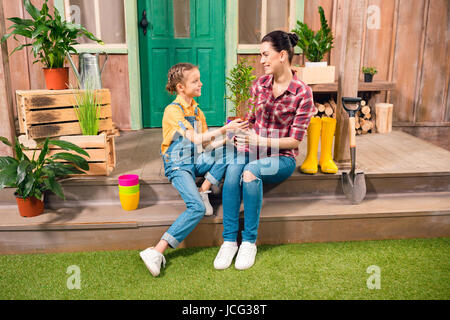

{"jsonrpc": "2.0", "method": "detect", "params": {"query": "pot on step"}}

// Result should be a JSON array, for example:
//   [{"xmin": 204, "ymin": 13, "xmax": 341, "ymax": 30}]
[{"xmin": 15, "ymin": 193, "xmax": 44, "ymax": 218}]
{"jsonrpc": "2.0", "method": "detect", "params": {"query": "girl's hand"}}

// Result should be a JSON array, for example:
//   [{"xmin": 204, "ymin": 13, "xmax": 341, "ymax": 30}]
[{"xmin": 225, "ymin": 119, "xmax": 249, "ymax": 131}]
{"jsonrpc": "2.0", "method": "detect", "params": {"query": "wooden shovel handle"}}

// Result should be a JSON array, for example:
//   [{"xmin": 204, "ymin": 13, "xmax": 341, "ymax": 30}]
[{"xmin": 349, "ymin": 116, "xmax": 356, "ymax": 148}]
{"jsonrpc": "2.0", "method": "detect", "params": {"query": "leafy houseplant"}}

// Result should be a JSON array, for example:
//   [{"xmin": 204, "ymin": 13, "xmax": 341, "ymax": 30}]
[
  {"xmin": 0, "ymin": 136, "xmax": 89, "ymax": 217},
  {"xmin": 292, "ymin": 6, "xmax": 334, "ymax": 64},
  {"xmin": 362, "ymin": 66, "xmax": 378, "ymax": 82},
  {"xmin": 225, "ymin": 58, "xmax": 256, "ymax": 121},
  {"xmin": 1, "ymin": 0, "xmax": 103, "ymax": 90}
]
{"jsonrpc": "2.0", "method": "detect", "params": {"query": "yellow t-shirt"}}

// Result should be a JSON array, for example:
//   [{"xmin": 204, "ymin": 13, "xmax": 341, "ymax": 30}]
[{"xmin": 161, "ymin": 96, "xmax": 208, "ymax": 155}]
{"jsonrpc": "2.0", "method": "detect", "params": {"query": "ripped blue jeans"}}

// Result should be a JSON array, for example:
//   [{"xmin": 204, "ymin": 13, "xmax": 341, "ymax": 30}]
[{"xmin": 222, "ymin": 155, "xmax": 296, "ymax": 243}]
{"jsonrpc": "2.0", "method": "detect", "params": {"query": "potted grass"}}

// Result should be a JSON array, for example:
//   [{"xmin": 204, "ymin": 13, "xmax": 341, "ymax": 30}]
[
  {"xmin": 362, "ymin": 66, "xmax": 377, "ymax": 82},
  {"xmin": 225, "ymin": 58, "xmax": 256, "ymax": 122},
  {"xmin": 1, "ymin": 0, "xmax": 103, "ymax": 90},
  {"xmin": 291, "ymin": 6, "xmax": 335, "ymax": 84},
  {"xmin": 73, "ymin": 79, "xmax": 101, "ymax": 136},
  {"xmin": 0, "ymin": 136, "xmax": 89, "ymax": 217}
]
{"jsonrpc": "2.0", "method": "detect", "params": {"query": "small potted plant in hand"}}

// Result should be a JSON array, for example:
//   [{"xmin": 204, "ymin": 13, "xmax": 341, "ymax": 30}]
[
  {"xmin": 0, "ymin": 136, "xmax": 89, "ymax": 217},
  {"xmin": 362, "ymin": 66, "xmax": 377, "ymax": 82},
  {"xmin": 1, "ymin": 0, "xmax": 103, "ymax": 90},
  {"xmin": 225, "ymin": 58, "xmax": 256, "ymax": 122}
]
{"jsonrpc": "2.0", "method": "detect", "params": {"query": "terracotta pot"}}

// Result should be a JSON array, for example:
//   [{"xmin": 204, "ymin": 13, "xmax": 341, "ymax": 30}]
[
  {"xmin": 226, "ymin": 116, "xmax": 241, "ymax": 124},
  {"xmin": 43, "ymin": 67, "xmax": 69, "ymax": 90},
  {"xmin": 15, "ymin": 194, "xmax": 44, "ymax": 218}
]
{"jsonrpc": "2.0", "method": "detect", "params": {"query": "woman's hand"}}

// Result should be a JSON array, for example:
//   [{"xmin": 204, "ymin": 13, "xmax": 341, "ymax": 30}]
[{"xmin": 234, "ymin": 129, "xmax": 263, "ymax": 148}]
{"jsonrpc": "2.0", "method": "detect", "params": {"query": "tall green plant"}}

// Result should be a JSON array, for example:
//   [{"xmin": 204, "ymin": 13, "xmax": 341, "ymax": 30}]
[
  {"xmin": 1, "ymin": 0, "xmax": 103, "ymax": 68},
  {"xmin": 73, "ymin": 79, "xmax": 100, "ymax": 136},
  {"xmin": 292, "ymin": 6, "xmax": 334, "ymax": 63},
  {"xmin": 0, "ymin": 136, "xmax": 89, "ymax": 200},
  {"xmin": 226, "ymin": 59, "xmax": 256, "ymax": 117}
]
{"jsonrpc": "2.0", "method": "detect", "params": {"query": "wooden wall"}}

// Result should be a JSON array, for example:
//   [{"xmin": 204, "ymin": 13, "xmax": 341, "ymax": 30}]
[
  {"xmin": 241, "ymin": 0, "xmax": 450, "ymax": 150},
  {"xmin": 2, "ymin": 0, "xmax": 449, "ymax": 149},
  {"xmin": 1, "ymin": 0, "xmax": 131, "ymax": 131}
]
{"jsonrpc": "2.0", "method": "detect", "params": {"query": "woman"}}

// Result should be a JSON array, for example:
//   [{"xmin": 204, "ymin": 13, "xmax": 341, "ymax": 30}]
[{"xmin": 214, "ymin": 30, "xmax": 316, "ymax": 270}]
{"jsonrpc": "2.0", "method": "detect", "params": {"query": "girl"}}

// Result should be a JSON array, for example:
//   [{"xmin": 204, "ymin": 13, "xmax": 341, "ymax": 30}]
[
  {"xmin": 140, "ymin": 63, "xmax": 247, "ymax": 277},
  {"xmin": 214, "ymin": 31, "xmax": 316, "ymax": 270}
]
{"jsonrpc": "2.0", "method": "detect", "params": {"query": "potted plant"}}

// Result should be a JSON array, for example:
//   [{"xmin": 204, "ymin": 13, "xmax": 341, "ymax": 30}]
[
  {"xmin": 291, "ymin": 6, "xmax": 335, "ymax": 84},
  {"xmin": 1, "ymin": 0, "xmax": 103, "ymax": 90},
  {"xmin": 72, "ymin": 79, "xmax": 101, "ymax": 136},
  {"xmin": 225, "ymin": 58, "xmax": 256, "ymax": 122},
  {"xmin": 0, "ymin": 136, "xmax": 89, "ymax": 217},
  {"xmin": 362, "ymin": 66, "xmax": 377, "ymax": 82}
]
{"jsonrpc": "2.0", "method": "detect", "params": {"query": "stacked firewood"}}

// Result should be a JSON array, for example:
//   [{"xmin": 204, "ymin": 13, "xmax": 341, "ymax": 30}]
[{"xmin": 314, "ymin": 98, "xmax": 375, "ymax": 135}]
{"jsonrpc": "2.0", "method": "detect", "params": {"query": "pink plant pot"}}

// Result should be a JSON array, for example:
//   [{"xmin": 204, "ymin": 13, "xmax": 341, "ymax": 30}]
[{"xmin": 118, "ymin": 174, "xmax": 139, "ymax": 187}]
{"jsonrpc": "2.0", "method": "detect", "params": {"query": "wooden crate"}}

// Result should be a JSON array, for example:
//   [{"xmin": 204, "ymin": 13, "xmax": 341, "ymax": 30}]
[
  {"xmin": 16, "ymin": 89, "xmax": 113, "ymax": 139},
  {"xmin": 22, "ymin": 133, "xmax": 116, "ymax": 176},
  {"xmin": 293, "ymin": 66, "xmax": 335, "ymax": 84}
]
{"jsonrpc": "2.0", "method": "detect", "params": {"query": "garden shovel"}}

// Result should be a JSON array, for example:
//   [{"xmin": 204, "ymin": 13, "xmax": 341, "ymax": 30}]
[{"xmin": 341, "ymin": 97, "xmax": 366, "ymax": 204}]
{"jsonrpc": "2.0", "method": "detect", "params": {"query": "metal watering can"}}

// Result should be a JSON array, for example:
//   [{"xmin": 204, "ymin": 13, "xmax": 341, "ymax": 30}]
[{"xmin": 66, "ymin": 52, "xmax": 108, "ymax": 89}]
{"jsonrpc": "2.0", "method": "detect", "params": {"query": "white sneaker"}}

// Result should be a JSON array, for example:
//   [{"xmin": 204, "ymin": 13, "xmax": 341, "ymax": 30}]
[
  {"xmin": 214, "ymin": 241, "xmax": 238, "ymax": 270},
  {"xmin": 200, "ymin": 191, "xmax": 213, "ymax": 216},
  {"xmin": 139, "ymin": 247, "xmax": 166, "ymax": 277},
  {"xmin": 235, "ymin": 242, "xmax": 257, "ymax": 270}
]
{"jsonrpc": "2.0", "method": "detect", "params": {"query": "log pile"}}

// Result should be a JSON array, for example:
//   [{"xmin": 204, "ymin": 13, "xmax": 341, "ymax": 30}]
[{"xmin": 314, "ymin": 98, "xmax": 375, "ymax": 135}]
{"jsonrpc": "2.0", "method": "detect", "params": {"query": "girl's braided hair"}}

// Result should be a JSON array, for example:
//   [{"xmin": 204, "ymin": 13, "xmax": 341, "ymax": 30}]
[{"xmin": 166, "ymin": 63, "xmax": 198, "ymax": 95}]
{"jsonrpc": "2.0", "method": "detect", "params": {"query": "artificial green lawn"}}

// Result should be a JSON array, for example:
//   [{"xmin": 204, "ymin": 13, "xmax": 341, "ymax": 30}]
[{"xmin": 0, "ymin": 238, "xmax": 449, "ymax": 300}]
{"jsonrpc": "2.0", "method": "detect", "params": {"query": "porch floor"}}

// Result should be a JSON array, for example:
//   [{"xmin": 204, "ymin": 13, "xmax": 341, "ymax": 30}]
[{"xmin": 1, "ymin": 129, "xmax": 449, "ymax": 254}]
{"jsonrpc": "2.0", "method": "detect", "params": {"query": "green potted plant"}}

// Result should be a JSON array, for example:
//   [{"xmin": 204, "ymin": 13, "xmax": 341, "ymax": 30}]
[
  {"xmin": 225, "ymin": 58, "xmax": 256, "ymax": 122},
  {"xmin": 362, "ymin": 66, "xmax": 378, "ymax": 82},
  {"xmin": 72, "ymin": 80, "xmax": 101, "ymax": 136},
  {"xmin": 0, "ymin": 136, "xmax": 89, "ymax": 217},
  {"xmin": 1, "ymin": 0, "xmax": 103, "ymax": 90},
  {"xmin": 291, "ymin": 6, "xmax": 335, "ymax": 84}
]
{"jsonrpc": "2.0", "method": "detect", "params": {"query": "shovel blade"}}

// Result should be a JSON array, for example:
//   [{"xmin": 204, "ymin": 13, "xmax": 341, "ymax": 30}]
[{"xmin": 342, "ymin": 171, "xmax": 367, "ymax": 204}]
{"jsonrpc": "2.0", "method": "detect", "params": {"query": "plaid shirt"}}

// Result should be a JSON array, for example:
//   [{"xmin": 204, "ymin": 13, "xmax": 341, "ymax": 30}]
[{"xmin": 246, "ymin": 72, "xmax": 316, "ymax": 158}]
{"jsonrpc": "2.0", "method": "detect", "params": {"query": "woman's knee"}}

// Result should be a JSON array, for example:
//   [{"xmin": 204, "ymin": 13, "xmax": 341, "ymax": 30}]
[{"xmin": 242, "ymin": 170, "xmax": 258, "ymax": 183}]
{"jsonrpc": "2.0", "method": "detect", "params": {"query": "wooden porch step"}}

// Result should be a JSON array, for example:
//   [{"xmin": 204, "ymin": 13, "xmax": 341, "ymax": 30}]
[{"xmin": 1, "ymin": 191, "xmax": 449, "ymax": 254}]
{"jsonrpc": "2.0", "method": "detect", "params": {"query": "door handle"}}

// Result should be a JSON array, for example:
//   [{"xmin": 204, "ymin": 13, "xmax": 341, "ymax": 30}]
[{"xmin": 140, "ymin": 10, "xmax": 149, "ymax": 35}]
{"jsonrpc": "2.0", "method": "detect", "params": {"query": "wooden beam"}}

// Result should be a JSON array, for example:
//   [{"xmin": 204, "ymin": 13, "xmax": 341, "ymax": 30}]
[
  {"xmin": 334, "ymin": 0, "xmax": 366, "ymax": 168},
  {"xmin": 0, "ymin": 3, "xmax": 15, "ymax": 156}
]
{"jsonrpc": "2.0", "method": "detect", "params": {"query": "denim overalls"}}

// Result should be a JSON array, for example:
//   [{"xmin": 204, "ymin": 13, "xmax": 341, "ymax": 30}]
[{"xmin": 160, "ymin": 102, "xmax": 232, "ymax": 249}]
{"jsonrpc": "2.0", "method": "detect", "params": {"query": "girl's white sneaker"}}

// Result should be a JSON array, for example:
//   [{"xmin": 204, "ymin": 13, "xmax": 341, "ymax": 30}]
[
  {"xmin": 139, "ymin": 247, "xmax": 166, "ymax": 277},
  {"xmin": 200, "ymin": 191, "xmax": 214, "ymax": 216}
]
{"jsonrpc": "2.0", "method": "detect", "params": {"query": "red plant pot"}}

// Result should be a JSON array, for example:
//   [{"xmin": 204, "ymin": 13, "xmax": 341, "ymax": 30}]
[
  {"xmin": 43, "ymin": 67, "xmax": 69, "ymax": 90},
  {"xmin": 15, "ymin": 195, "xmax": 44, "ymax": 218}
]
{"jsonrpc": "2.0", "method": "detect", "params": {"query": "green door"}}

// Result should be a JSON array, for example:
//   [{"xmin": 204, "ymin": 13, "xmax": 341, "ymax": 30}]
[{"xmin": 138, "ymin": 0, "xmax": 226, "ymax": 127}]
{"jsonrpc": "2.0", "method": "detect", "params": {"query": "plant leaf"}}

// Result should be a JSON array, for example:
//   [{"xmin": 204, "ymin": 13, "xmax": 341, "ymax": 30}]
[
  {"xmin": 0, "ymin": 136, "xmax": 12, "ymax": 147},
  {"xmin": 23, "ymin": 0, "xmax": 41, "ymax": 20},
  {"xmin": 16, "ymin": 160, "xmax": 32, "ymax": 185},
  {"xmin": 48, "ymin": 140, "xmax": 89, "ymax": 157},
  {"xmin": 44, "ymin": 176, "xmax": 65, "ymax": 200},
  {"xmin": 51, "ymin": 152, "xmax": 89, "ymax": 171},
  {"xmin": 0, "ymin": 162, "xmax": 19, "ymax": 188}
]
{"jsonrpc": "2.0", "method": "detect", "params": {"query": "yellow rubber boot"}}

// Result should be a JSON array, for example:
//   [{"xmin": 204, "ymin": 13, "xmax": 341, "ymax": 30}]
[
  {"xmin": 300, "ymin": 117, "xmax": 321, "ymax": 174},
  {"xmin": 319, "ymin": 117, "xmax": 338, "ymax": 174}
]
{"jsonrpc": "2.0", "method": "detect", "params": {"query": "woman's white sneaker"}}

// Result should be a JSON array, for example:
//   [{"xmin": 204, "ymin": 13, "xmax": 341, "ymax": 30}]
[
  {"xmin": 214, "ymin": 242, "xmax": 238, "ymax": 270},
  {"xmin": 235, "ymin": 242, "xmax": 257, "ymax": 270},
  {"xmin": 139, "ymin": 247, "xmax": 166, "ymax": 277}
]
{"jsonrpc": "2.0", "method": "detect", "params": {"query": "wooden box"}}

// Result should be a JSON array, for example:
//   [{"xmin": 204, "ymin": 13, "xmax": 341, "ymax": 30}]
[
  {"xmin": 16, "ymin": 89, "xmax": 113, "ymax": 139},
  {"xmin": 22, "ymin": 132, "xmax": 116, "ymax": 176},
  {"xmin": 293, "ymin": 66, "xmax": 335, "ymax": 84}
]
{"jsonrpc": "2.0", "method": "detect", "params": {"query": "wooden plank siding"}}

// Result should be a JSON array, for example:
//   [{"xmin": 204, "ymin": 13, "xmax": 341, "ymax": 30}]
[
  {"xmin": 1, "ymin": 0, "xmax": 448, "ymax": 143},
  {"xmin": 239, "ymin": 0, "xmax": 449, "ymax": 150}
]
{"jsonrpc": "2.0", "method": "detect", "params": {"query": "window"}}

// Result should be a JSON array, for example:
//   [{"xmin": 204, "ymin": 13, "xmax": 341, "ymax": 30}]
[
  {"xmin": 64, "ymin": 0, "xmax": 127, "ymax": 52},
  {"xmin": 238, "ymin": 0, "xmax": 298, "ymax": 53}
]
